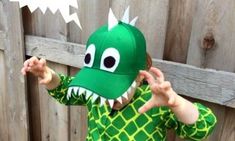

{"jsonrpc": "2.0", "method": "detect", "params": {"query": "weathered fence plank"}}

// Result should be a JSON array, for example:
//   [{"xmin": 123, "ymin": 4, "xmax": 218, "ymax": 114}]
[
  {"xmin": 163, "ymin": 0, "xmax": 196, "ymax": 63},
  {"xmin": 39, "ymin": 62, "xmax": 69, "ymax": 141},
  {"xmin": 38, "ymin": 14, "xmax": 69, "ymax": 141},
  {"xmin": 80, "ymin": 0, "xmax": 109, "ymax": 44},
  {"xmin": 25, "ymin": 35, "xmax": 86, "ymax": 68},
  {"xmin": 0, "ymin": 51, "xmax": 8, "ymax": 141},
  {"xmin": 0, "ymin": 2, "xmax": 8, "ymax": 141},
  {"xmin": 22, "ymin": 8, "xmax": 70, "ymax": 141},
  {"xmin": 69, "ymin": 67, "xmax": 88, "ymax": 141},
  {"xmin": 0, "ymin": 31, "xmax": 5, "ymax": 50},
  {"xmin": 22, "ymin": 9, "xmax": 46, "ymax": 141},
  {"xmin": 68, "ymin": 0, "xmax": 110, "ymax": 140},
  {"xmin": 187, "ymin": 1, "xmax": 235, "ymax": 141},
  {"xmin": 25, "ymin": 35, "xmax": 235, "ymax": 109},
  {"xmin": 220, "ymin": 108, "xmax": 235, "ymax": 140},
  {"xmin": 26, "ymin": 73, "xmax": 42, "ymax": 141},
  {"xmin": 1, "ymin": 0, "xmax": 29, "ymax": 141},
  {"xmin": 154, "ymin": 59, "xmax": 235, "ymax": 107},
  {"xmin": 187, "ymin": 0, "xmax": 235, "ymax": 71},
  {"xmin": 111, "ymin": 0, "xmax": 169, "ymax": 59},
  {"xmin": 163, "ymin": 1, "xmax": 197, "ymax": 139}
]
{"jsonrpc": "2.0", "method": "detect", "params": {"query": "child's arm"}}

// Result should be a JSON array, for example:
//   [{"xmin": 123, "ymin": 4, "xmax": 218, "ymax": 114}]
[
  {"xmin": 138, "ymin": 67, "xmax": 199, "ymax": 124},
  {"xmin": 21, "ymin": 56, "xmax": 87, "ymax": 105},
  {"xmin": 139, "ymin": 67, "xmax": 217, "ymax": 140},
  {"xmin": 21, "ymin": 56, "xmax": 60, "ymax": 90}
]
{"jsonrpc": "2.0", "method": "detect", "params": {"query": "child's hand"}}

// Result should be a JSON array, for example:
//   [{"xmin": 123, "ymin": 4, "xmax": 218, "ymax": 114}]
[
  {"xmin": 21, "ymin": 56, "xmax": 53, "ymax": 84},
  {"xmin": 138, "ymin": 67, "xmax": 179, "ymax": 114}
]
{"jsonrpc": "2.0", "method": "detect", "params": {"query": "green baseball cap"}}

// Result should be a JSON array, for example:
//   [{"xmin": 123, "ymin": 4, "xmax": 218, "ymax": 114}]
[{"xmin": 68, "ymin": 10, "xmax": 147, "ymax": 107}]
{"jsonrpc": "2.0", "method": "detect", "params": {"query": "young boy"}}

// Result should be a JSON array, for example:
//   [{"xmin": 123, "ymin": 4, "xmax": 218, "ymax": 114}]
[{"xmin": 21, "ymin": 9, "xmax": 216, "ymax": 141}]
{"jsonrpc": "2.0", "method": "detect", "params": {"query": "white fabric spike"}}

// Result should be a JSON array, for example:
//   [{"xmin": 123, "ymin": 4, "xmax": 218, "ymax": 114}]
[
  {"xmin": 127, "ymin": 87, "xmax": 132, "ymax": 94},
  {"xmin": 92, "ymin": 93, "xmax": 99, "ymax": 103},
  {"xmin": 108, "ymin": 99, "xmax": 114, "ymax": 108},
  {"xmin": 67, "ymin": 87, "xmax": 73, "ymax": 100},
  {"xmin": 13, "ymin": 0, "xmax": 27, "ymax": 7},
  {"xmin": 100, "ymin": 97, "xmax": 106, "ymax": 107},
  {"xmin": 108, "ymin": 8, "xmax": 118, "ymax": 31},
  {"xmin": 78, "ymin": 87, "xmax": 86, "ymax": 95},
  {"xmin": 9, "ymin": 0, "xmax": 82, "ymax": 29},
  {"xmin": 73, "ymin": 87, "xmax": 79, "ymax": 95},
  {"xmin": 86, "ymin": 90, "xmax": 92, "ymax": 100},
  {"xmin": 130, "ymin": 16, "xmax": 138, "ymax": 26},
  {"xmin": 121, "ymin": 6, "xmax": 130, "ymax": 24},
  {"xmin": 28, "ymin": 3, "xmax": 38, "ymax": 13},
  {"xmin": 116, "ymin": 97, "xmax": 122, "ymax": 104},
  {"xmin": 122, "ymin": 92, "xmax": 128, "ymax": 99},
  {"xmin": 131, "ymin": 81, "xmax": 137, "ymax": 88}
]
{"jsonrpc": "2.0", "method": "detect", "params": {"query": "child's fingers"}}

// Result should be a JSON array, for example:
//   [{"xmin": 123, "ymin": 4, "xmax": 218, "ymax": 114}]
[
  {"xmin": 159, "ymin": 81, "xmax": 171, "ymax": 91},
  {"xmin": 31, "ymin": 58, "xmax": 46, "ymax": 73},
  {"xmin": 139, "ymin": 70, "xmax": 155, "ymax": 85},
  {"xmin": 39, "ymin": 76, "xmax": 51, "ymax": 84},
  {"xmin": 39, "ymin": 58, "xmax": 46, "ymax": 68},
  {"xmin": 39, "ymin": 58, "xmax": 46, "ymax": 65},
  {"xmin": 138, "ymin": 98, "xmax": 155, "ymax": 114},
  {"xmin": 39, "ymin": 69, "xmax": 52, "ymax": 84},
  {"xmin": 39, "ymin": 78, "xmax": 48, "ymax": 84},
  {"xmin": 149, "ymin": 67, "xmax": 164, "ymax": 83},
  {"xmin": 167, "ymin": 94, "xmax": 175, "ymax": 106},
  {"xmin": 23, "ymin": 59, "xmax": 30, "ymax": 68},
  {"xmin": 23, "ymin": 59, "xmax": 33, "ymax": 73},
  {"xmin": 29, "ymin": 56, "xmax": 39, "ymax": 66},
  {"xmin": 21, "ymin": 67, "xmax": 27, "ymax": 75},
  {"xmin": 27, "ymin": 58, "xmax": 46, "ymax": 74}
]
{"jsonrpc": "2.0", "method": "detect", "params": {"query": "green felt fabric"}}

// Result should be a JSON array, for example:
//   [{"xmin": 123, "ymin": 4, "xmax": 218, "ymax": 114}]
[
  {"xmin": 48, "ymin": 74, "xmax": 217, "ymax": 141},
  {"xmin": 69, "ymin": 22, "xmax": 146, "ymax": 99}
]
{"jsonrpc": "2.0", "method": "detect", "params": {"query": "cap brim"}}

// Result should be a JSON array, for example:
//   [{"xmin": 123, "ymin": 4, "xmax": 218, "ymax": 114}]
[{"xmin": 69, "ymin": 67, "xmax": 138, "ymax": 99}]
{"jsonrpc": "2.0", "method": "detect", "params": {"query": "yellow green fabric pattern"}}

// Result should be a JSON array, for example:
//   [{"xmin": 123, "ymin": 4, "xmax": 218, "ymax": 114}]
[{"xmin": 48, "ymin": 74, "xmax": 217, "ymax": 141}]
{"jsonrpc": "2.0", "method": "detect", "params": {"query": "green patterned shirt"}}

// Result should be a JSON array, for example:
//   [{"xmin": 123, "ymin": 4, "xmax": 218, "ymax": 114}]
[{"xmin": 48, "ymin": 74, "xmax": 217, "ymax": 141}]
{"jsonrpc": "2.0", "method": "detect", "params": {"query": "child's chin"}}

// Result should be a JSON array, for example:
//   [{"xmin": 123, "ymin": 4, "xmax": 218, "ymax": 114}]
[{"xmin": 112, "ymin": 100, "xmax": 127, "ymax": 110}]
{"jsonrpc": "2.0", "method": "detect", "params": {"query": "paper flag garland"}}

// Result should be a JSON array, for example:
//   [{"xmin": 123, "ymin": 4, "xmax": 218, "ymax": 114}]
[{"xmin": 9, "ymin": 0, "xmax": 82, "ymax": 29}]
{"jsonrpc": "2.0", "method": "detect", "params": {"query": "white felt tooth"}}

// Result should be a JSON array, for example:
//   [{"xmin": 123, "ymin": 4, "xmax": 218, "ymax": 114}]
[
  {"xmin": 121, "ymin": 6, "xmax": 130, "ymax": 24},
  {"xmin": 131, "ymin": 81, "xmax": 137, "ymax": 88},
  {"xmin": 130, "ymin": 16, "xmax": 138, "ymax": 26},
  {"xmin": 127, "ymin": 87, "xmax": 132, "ymax": 94},
  {"xmin": 122, "ymin": 92, "xmax": 128, "ymax": 100},
  {"xmin": 108, "ymin": 99, "xmax": 114, "ymax": 108},
  {"xmin": 92, "ymin": 93, "xmax": 99, "ymax": 103},
  {"xmin": 67, "ymin": 87, "xmax": 73, "ymax": 100},
  {"xmin": 86, "ymin": 90, "xmax": 92, "ymax": 100},
  {"xmin": 108, "ymin": 8, "xmax": 118, "ymax": 30},
  {"xmin": 73, "ymin": 87, "xmax": 79, "ymax": 95},
  {"xmin": 78, "ymin": 87, "xmax": 86, "ymax": 95},
  {"xmin": 100, "ymin": 97, "xmax": 106, "ymax": 107},
  {"xmin": 116, "ymin": 97, "xmax": 122, "ymax": 104}
]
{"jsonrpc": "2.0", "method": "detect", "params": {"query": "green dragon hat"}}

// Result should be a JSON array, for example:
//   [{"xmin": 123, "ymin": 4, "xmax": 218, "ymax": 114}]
[{"xmin": 68, "ymin": 7, "xmax": 147, "ymax": 108}]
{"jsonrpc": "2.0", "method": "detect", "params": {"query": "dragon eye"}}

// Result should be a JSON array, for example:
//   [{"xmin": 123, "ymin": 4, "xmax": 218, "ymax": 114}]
[
  {"xmin": 84, "ymin": 54, "xmax": 91, "ymax": 64},
  {"xmin": 100, "ymin": 48, "xmax": 120, "ymax": 72},
  {"xmin": 104, "ymin": 56, "xmax": 115, "ymax": 68},
  {"xmin": 84, "ymin": 44, "xmax": 96, "ymax": 67}
]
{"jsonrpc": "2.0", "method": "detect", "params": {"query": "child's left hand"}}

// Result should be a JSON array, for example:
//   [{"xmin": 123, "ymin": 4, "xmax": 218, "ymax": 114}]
[{"xmin": 138, "ymin": 67, "xmax": 179, "ymax": 113}]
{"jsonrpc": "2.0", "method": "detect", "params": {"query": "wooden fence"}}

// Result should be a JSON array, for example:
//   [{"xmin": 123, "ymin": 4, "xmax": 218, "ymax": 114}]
[{"xmin": 0, "ymin": 0, "xmax": 235, "ymax": 141}]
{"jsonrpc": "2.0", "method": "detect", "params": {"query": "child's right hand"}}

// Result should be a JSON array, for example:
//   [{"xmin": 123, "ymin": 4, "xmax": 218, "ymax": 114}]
[{"xmin": 21, "ymin": 56, "xmax": 53, "ymax": 84}]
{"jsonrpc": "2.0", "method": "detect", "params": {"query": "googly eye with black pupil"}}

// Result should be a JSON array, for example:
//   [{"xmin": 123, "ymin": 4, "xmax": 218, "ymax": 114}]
[
  {"xmin": 100, "ymin": 48, "xmax": 120, "ymax": 72},
  {"xmin": 84, "ymin": 44, "xmax": 96, "ymax": 67}
]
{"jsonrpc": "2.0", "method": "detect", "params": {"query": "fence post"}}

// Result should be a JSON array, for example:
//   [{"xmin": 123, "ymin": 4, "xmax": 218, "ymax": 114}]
[{"xmin": 1, "ymin": 0, "xmax": 29, "ymax": 140}]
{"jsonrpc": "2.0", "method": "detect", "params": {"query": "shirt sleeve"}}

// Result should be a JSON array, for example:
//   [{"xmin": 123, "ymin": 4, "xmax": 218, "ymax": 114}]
[
  {"xmin": 47, "ymin": 74, "xmax": 87, "ymax": 106},
  {"xmin": 164, "ymin": 103, "xmax": 217, "ymax": 141}
]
